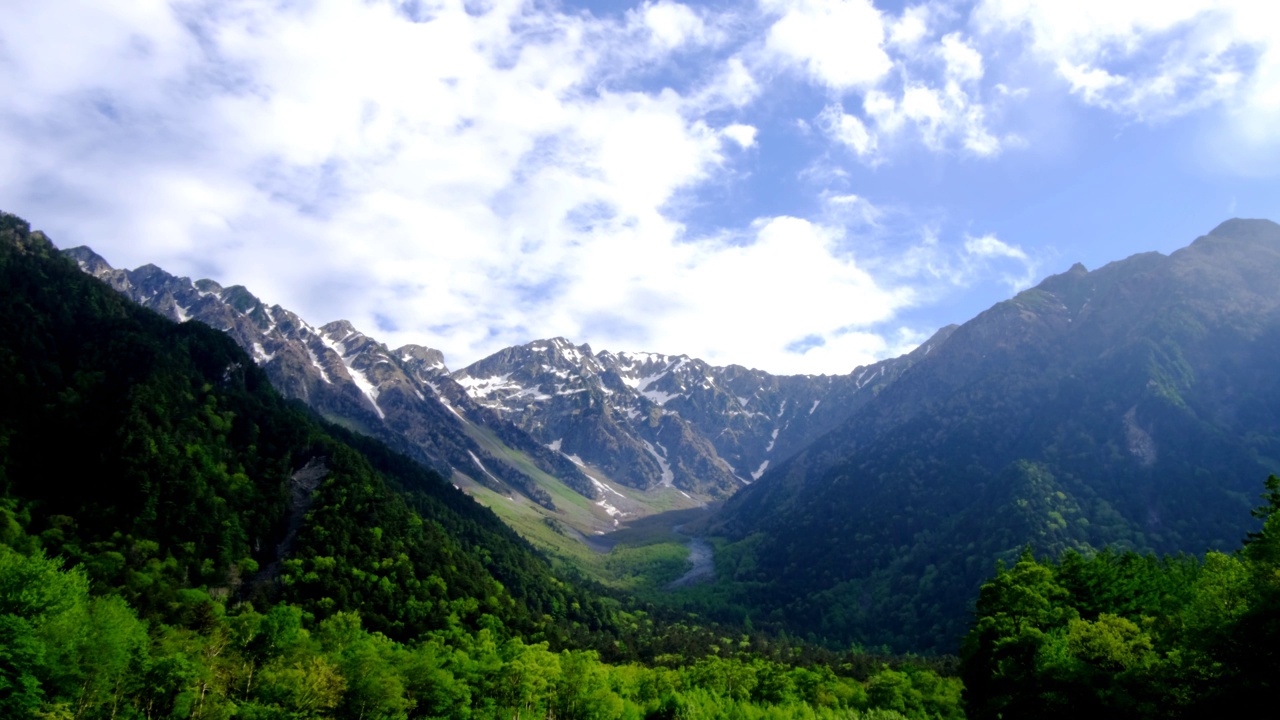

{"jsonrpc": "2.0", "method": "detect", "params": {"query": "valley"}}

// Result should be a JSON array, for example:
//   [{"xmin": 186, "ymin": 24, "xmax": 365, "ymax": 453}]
[
  {"xmin": 5, "ymin": 210, "xmax": 1280, "ymax": 718},
  {"xmin": 60, "ymin": 218, "xmax": 1280, "ymax": 651}
]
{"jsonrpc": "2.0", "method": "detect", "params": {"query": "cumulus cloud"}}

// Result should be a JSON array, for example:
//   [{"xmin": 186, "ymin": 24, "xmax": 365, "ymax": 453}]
[
  {"xmin": 760, "ymin": 1, "xmax": 1012, "ymax": 161},
  {"xmin": 721, "ymin": 123, "xmax": 759, "ymax": 148},
  {"xmin": 6, "ymin": 0, "xmax": 1269, "ymax": 379},
  {"xmin": 762, "ymin": 0, "xmax": 893, "ymax": 90},
  {"xmin": 969, "ymin": 0, "xmax": 1280, "ymax": 174},
  {"xmin": 639, "ymin": 0, "xmax": 713, "ymax": 50},
  {"xmin": 818, "ymin": 104, "xmax": 878, "ymax": 158},
  {"xmin": 973, "ymin": 0, "xmax": 1279, "ymax": 127},
  {"xmin": 766, "ymin": 0, "xmax": 1278, "ymax": 167},
  {"xmin": 0, "ymin": 0, "xmax": 935, "ymax": 375}
]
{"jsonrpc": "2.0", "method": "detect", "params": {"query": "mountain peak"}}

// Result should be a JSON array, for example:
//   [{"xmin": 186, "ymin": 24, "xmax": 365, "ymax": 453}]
[
  {"xmin": 1206, "ymin": 217, "xmax": 1280, "ymax": 242},
  {"xmin": 395, "ymin": 343, "xmax": 447, "ymax": 369},
  {"xmin": 194, "ymin": 278, "xmax": 224, "ymax": 295},
  {"xmin": 321, "ymin": 319, "xmax": 360, "ymax": 340},
  {"xmin": 63, "ymin": 245, "xmax": 113, "ymax": 274},
  {"xmin": 220, "ymin": 285, "xmax": 263, "ymax": 314}
]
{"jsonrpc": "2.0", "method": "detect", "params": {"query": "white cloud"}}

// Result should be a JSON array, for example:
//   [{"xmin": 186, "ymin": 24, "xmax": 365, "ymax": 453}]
[
  {"xmin": 758, "ymin": 0, "xmax": 1009, "ymax": 162},
  {"xmin": 969, "ymin": 0, "xmax": 1280, "ymax": 173},
  {"xmin": 883, "ymin": 227, "xmax": 1038, "ymax": 292},
  {"xmin": 19, "ymin": 0, "xmax": 1260, "ymax": 380},
  {"xmin": 721, "ymin": 123, "xmax": 759, "ymax": 149},
  {"xmin": 640, "ymin": 0, "xmax": 712, "ymax": 50},
  {"xmin": 974, "ymin": 0, "xmax": 1276, "ymax": 123},
  {"xmin": 888, "ymin": 4, "xmax": 933, "ymax": 49},
  {"xmin": 818, "ymin": 104, "xmax": 878, "ymax": 158},
  {"xmin": 862, "ymin": 78, "xmax": 1003, "ymax": 158},
  {"xmin": 2, "ymin": 0, "xmax": 956, "ymax": 376},
  {"xmin": 695, "ymin": 55, "xmax": 761, "ymax": 108},
  {"xmin": 762, "ymin": 0, "xmax": 893, "ymax": 90},
  {"xmin": 940, "ymin": 32, "xmax": 984, "ymax": 83},
  {"xmin": 574, "ymin": 215, "xmax": 915, "ymax": 374}
]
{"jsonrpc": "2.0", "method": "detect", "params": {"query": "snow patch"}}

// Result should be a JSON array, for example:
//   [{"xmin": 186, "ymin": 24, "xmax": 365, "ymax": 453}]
[
  {"xmin": 751, "ymin": 460, "xmax": 770, "ymax": 480},
  {"xmin": 629, "ymin": 357, "xmax": 688, "ymax": 394},
  {"xmin": 589, "ymin": 475, "xmax": 627, "ymax": 499},
  {"xmin": 809, "ymin": 400, "xmax": 821, "ymax": 415},
  {"xmin": 547, "ymin": 438, "xmax": 563, "ymax": 452},
  {"xmin": 641, "ymin": 440, "xmax": 674, "ymax": 487},
  {"xmin": 306, "ymin": 347, "xmax": 333, "ymax": 384},
  {"xmin": 319, "ymin": 333, "xmax": 385, "ymax": 419},
  {"xmin": 765, "ymin": 428, "xmax": 779, "ymax": 453},
  {"xmin": 467, "ymin": 451, "xmax": 502, "ymax": 486},
  {"xmin": 642, "ymin": 389, "xmax": 681, "ymax": 405},
  {"xmin": 513, "ymin": 386, "xmax": 553, "ymax": 401},
  {"xmin": 456, "ymin": 373, "xmax": 520, "ymax": 399},
  {"xmin": 438, "ymin": 396, "xmax": 467, "ymax": 422},
  {"xmin": 250, "ymin": 342, "xmax": 275, "ymax": 364},
  {"xmin": 174, "ymin": 305, "xmax": 191, "ymax": 323}
]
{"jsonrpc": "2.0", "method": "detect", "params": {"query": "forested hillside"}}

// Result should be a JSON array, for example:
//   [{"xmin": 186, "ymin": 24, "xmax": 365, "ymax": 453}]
[
  {"xmin": 709, "ymin": 219, "xmax": 1280, "ymax": 652},
  {"xmin": 0, "ymin": 211, "xmax": 612, "ymax": 644},
  {"xmin": 960, "ymin": 475, "xmax": 1280, "ymax": 718},
  {"xmin": 0, "ymin": 212, "xmax": 962, "ymax": 717}
]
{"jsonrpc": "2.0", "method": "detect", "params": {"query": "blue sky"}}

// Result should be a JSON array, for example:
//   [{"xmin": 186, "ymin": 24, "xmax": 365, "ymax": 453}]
[{"xmin": 2, "ymin": 0, "xmax": 1278, "ymax": 374}]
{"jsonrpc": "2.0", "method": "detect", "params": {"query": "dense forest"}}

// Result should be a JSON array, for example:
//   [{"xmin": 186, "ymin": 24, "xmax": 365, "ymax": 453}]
[
  {"xmin": 960, "ymin": 474, "xmax": 1280, "ymax": 718},
  {"xmin": 0, "ymin": 212, "xmax": 961, "ymax": 716}
]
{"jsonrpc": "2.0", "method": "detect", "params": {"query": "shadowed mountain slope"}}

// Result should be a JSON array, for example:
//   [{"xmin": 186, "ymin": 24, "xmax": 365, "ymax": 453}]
[{"xmin": 711, "ymin": 219, "xmax": 1280, "ymax": 652}]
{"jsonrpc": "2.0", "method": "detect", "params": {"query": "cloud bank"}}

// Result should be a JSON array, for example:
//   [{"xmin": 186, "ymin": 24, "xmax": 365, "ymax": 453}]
[{"xmin": 1, "ymin": 0, "xmax": 1273, "ymax": 374}]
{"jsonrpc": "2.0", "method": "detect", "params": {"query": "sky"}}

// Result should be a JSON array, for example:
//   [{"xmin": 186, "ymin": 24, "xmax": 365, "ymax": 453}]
[{"xmin": 2, "ymin": 0, "xmax": 1279, "ymax": 375}]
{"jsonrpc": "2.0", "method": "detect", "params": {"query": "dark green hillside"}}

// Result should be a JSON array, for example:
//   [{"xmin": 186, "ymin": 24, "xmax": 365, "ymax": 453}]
[
  {"xmin": 711, "ymin": 219, "xmax": 1280, "ymax": 652},
  {"xmin": 0, "ymin": 210, "xmax": 609, "ymax": 640},
  {"xmin": 960, "ymin": 475, "xmax": 1280, "ymax": 719}
]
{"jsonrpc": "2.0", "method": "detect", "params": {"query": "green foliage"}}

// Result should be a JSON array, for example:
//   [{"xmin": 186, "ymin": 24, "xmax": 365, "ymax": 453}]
[
  {"xmin": 961, "ymin": 476, "xmax": 1280, "ymax": 718},
  {"xmin": 0, "ymin": 541, "xmax": 961, "ymax": 719}
]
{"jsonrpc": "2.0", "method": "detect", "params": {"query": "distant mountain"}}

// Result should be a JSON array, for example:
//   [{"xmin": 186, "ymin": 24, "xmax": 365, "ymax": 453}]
[
  {"xmin": 63, "ymin": 247, "xmax": 600, "ymax": 511},
  {"xmin": 66, "ymin": 243, "xmax": 953, "ymax": 537},
  {"xmin": 711, "ymin": 218, "xmax": 1280, "ymax": 652},
  {"xmin": 455, "ymin": 332, "xmax": 951, "ymax": 496}
]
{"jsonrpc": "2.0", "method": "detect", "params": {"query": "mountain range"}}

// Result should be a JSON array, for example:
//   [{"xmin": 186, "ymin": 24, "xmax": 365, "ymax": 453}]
[
  {"xmin": 59, "ymin": 216, "xmax": 1280, "ymax": 652},
  {"xmin": 64, "ymin": 244, "xmax": 948, "ymax": 538}
]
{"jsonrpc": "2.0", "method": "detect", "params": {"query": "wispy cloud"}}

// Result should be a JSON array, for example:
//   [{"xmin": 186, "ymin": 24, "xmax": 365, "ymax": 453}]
[{"xmin": 973, "ymin": 0, "xmax": 1280, "ymax": 172}]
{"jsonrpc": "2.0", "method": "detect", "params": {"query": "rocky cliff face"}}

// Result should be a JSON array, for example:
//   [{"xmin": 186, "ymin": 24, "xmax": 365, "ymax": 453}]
[{"xmin": 453, "ymin": 330, "xmax": 952, "ymax": 496}]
